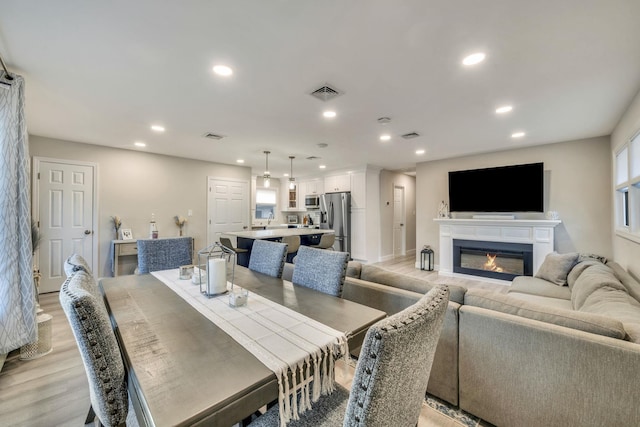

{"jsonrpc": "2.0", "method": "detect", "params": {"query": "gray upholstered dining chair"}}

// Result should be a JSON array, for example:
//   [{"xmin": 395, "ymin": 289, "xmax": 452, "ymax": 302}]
[
  {"xmin": 248, "ymin": 239, "xmax": 288, "ymax": 278},
  {"xmin": 59, "ymin": 270, "xmax": 138, "ymax": 427},
  {"xmin": 249, "ymin": 285, "xmax": 450, "ymax": 427},
  {"xmin": 136, "ymin": 236, "xmax": 193, "ymax": 273},
  {"xmin": 291, "ymin": 246, "xmax": 349, "ymax": 297},
  {"xmin": 64, "ymin": 253, "xmax": 93, "ymax": 278},
  {"xmin": 311, "ymin": 232, "xmax": 335, "ymax": 250}
]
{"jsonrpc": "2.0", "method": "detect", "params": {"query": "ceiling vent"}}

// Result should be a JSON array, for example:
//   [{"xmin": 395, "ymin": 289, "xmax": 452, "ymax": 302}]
[
  {"xmin": 203, "ymin": 132, "xmax": 225, "ymax": 140},
  {"xmin": 310, "ymin": 84, "xmax": 342, "ymax": 102},
  {"xmin": 401, "ymin": 132, "xmax": 421, "ymax": 139},
  {"xmin": 306, "ymin": 156, "xmax": 321, "ymax": 160}
]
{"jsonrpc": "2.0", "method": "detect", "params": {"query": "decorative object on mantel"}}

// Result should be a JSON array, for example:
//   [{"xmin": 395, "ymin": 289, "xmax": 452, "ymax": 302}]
[
  {"xmin": 421, "ymin": 245, "xmax": 434, "ymax": 271},
  {"xmin": 438, "ymin": 200, "xmax": 449, "ymax": 218},
  {"xmin": 197, "ymin": 242, "xmax": 247, "ymax": 306},
  {"xmin": 111, "ymin": 215, "xmax": 121, "ymax": 239},
  {"xmin": 545, "ymin": 210, "xmax": 560, "ymax": 220},
  {"xmin": 174, "ymin": 215, "xmax": 187, "ymax": 236}
]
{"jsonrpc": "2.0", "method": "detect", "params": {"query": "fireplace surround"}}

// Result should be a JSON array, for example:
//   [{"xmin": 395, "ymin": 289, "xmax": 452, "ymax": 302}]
[{"xmin": 434, "ymin": 218, "xmax": 561, "ymax": 282}]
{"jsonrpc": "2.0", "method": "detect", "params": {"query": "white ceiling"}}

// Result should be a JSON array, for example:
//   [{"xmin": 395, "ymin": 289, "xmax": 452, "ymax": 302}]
[{"xmin": 1, "ymin": 1, "xmax": 640, "ymax": 178}]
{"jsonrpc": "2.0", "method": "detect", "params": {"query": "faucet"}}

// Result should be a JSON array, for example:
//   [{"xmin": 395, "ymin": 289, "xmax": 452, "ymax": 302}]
[{"xmin": 267, "ymin": 212, "xmax": 274, "ymax": 225}]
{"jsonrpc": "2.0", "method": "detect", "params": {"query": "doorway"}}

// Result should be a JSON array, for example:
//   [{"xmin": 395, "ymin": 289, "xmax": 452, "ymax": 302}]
[
  {"xmin": 207, "ymin": 177, "xmax": 249, "ymax": 245},
  {"xmin": 393, "ymin": 185, "xmax": 406, "ymax": 257},
  {"xmin": 33, "ymin": 157, "xmax": 97, "ymax": 293}
]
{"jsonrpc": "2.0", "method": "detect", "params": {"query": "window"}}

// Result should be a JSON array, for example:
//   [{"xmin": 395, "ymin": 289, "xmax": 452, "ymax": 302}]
[
  {"xmin": 255, "ymin": 188, "xmax": 277, "ymax": 220},
  {"xmin": 615, "ymin": 131, "xmax": 640, "ymax": 241}
]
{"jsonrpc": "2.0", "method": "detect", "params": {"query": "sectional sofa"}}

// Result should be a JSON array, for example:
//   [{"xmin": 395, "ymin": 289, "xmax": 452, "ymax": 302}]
[{"xmin": 285, "ymin": 256, "xmax": 640, "ymax": 426}]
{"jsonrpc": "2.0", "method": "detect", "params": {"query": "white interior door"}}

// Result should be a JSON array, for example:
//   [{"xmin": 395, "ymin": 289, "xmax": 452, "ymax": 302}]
[
  {"xmin": 34, "ymin": 158, "xmax": 96, "ymax": 293},
  {"xmin": 393, "ymin": 185, "xmax": 406, "ymax": 257},
  {"xmin": 207, "ymin": 178, "xmax": 249, "ymax": 245}
]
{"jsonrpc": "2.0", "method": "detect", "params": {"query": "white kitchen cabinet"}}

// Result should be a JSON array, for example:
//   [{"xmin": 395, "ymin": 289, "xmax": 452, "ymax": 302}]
[
  {"xmin": 350, "ymin": 172, "xmax": 366, "ymax": 209},
  {"xmin": 324, "ymin": 174, "xmax": 351, "ymax": 193},
  {"xmin": 304, "ymin": 179, "xmax": 323, "ymax": 195},
  {"xmin": 350, "ymin": 208, "xmax": 366, "ymax": 261},
  {"xmin": 280, "ymin": 180, "xmax": 298, "ymax": 210}
]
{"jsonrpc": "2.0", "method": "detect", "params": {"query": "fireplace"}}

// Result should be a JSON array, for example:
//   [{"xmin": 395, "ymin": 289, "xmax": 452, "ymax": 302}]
[{"xmin": 452, "ymin": 239, "xmax": 533, "ymax": 281}]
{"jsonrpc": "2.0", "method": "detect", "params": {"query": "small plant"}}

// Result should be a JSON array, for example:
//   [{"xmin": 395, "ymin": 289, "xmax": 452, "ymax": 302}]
[
  {"xmin": 31, "ymin": 221, "xmax": 41, "ymax": 255},
  {"xmin": 174, "ymin": 215, "xmax": 187, "ymax": 236},
  {"xmin": 111, "ymin": 215, "xmax": 122, "ymax": 234}
]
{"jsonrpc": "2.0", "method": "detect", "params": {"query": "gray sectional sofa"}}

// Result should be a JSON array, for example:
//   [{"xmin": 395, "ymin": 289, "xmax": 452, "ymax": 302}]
[{"xmin": 284, "ymin": 256, "xmax": 640, "ymax": 426}]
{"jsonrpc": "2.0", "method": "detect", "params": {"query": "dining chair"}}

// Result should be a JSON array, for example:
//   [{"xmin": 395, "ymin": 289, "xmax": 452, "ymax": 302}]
[
  {"xmin": 63, "ymin": 253, "xmax": 93, "ymax": 277},
  {"xmin": 219, "ymin": 236, "xmax": 249, "ymax": 261},
  {"xmin": 311, "ymin": 233, "xmax": 335, "ymax": 250},
  {"xmin": 281, "ymin": 235, "xmax": 301, "ymax": 263},
  {"xmin": 136, "ymin": 236, "xmax": 193, "ymax": 273},
  {"xmin": 248, "ymin": 239, "xmax": 288, "ymax": 278},
  {"xmin": 292, "ymin": 246, "xmax": 349, "ymax": 297},
  {"xmin": 59, "ymin": 270, "xmax": 137, "ymax": 427},
  {"xmin": 249, "ymin": 285, "xmax": 450, "ymax": 427}
]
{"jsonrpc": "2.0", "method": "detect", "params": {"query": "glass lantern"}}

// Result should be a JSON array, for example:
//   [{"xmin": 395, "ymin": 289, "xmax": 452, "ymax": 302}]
[{"xmin": 196, "ymin": 242, "xmax": 248, "ymax": 306}]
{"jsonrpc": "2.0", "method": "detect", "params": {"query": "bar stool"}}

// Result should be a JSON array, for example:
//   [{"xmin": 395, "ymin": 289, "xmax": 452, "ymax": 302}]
[
  {"xmin": 311, "ymin": 233, "xmax": 335, "ymax": 250},
  {"xmin": 281, "ymin": 235, "xmax": 300, "ymax": 263}
]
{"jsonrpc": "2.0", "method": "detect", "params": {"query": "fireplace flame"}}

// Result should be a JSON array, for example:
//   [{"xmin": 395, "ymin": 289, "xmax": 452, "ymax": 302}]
[{"xmin": 484, "ymin": 254, "xmax": 503, "ymax": 272}]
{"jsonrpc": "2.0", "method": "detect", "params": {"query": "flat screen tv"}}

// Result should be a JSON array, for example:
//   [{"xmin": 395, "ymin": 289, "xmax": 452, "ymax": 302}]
[{"xmin": 448, "ymin": 162, "xmax": 544, "ymax": 212}]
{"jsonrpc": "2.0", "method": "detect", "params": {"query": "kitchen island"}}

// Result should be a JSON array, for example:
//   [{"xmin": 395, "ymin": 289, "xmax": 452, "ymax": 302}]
[{"xmin": 223, "ymin": 228, "xmax": 335, "ymax": 266}]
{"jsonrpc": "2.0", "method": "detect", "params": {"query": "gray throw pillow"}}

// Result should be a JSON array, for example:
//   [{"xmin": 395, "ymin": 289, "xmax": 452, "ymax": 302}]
[{"xmin": 535, "ymin": 252, "xmax": 579, "ymax": 286}]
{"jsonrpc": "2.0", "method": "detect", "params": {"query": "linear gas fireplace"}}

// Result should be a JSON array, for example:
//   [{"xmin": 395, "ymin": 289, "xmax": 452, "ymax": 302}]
[{"xmin": 453, "ymin": 239, "xmax": 533, "ymax": 281}]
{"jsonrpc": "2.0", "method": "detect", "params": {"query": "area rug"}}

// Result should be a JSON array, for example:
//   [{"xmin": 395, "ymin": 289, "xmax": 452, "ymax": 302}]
[{"xmin": 425, "ymin": 394, "xmax": 491, "ymax": 427}]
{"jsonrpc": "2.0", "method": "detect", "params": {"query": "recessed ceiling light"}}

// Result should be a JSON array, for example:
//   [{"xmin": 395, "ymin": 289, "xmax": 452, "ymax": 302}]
[
  {"xmin": 511, "ymin": 132, "xmax": 526, "ymax": 138},
  {"xmin": 380, "ymin": 134, "xmax": 391, "ymax": 141},
  {"xmin": 323, "ymin": 111, "xmax": 337, "ymax": 118},
  {"xmin": 236, "ymin": 159, "xmax": 244, "ymax": 164},
  {"xmin": 283, "ymin": 173, "xmax": 289, "ymax": 177},
  {"xmin": 416, "ymin": 149, "xmax": 425, "ymax": 155},
  {"xmin": 462, "ymin": 52, "xmax": 486, "ymax": 66},
  {"xmin": 213, "ymin": 65, "xmax": 233, "ymax": 76},
  {"xmin": 151, "ymin": 125, "xmax": 165, "ymax": 132},
  {"xmin": 496, "ymin": 105, "xmax": 513, "ymax": 114},
  {"xmin": 319, "ymin": 165, "xmax": 327, "ymax": 169},
  {"xmin": 134, "ymin": 141, "xmax": 146, "ymax": 147}
]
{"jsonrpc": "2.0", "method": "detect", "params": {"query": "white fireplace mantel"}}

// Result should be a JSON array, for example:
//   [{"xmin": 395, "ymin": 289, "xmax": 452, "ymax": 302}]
[{"xmin": 434, "ymin": 218, "xmax": 561, "ymax": 279}]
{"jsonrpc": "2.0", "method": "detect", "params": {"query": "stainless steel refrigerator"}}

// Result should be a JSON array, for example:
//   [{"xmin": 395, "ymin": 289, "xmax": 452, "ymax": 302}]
[{"xmin": 319, "ymin": 192, "xmax": 351, "ymax": 255}]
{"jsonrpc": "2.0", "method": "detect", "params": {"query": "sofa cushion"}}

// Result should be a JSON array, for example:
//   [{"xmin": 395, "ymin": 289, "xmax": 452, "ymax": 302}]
[
  {"xmin": 507, "ymin": 292, "xmax": 573, "ymax": 310},
  {"xmin": 567, "ymin": 260, "xmax": 602, "ymax": 290},
  {"xmin": 571, "ymin": 263, "xmax": 626, "ymax": 310},
  {"xmin": 579, "ymin": 287, "xmax": 640, "ymax": 343},
  {"xmin": 509, "ymin": 276, "xmax": 571, "ymax": 300},
  {"xmin": 359, "ymin": 264, "xmax": 466, "ymax": 304},
  {"xmin": 607, "ymin": 261, "xmax": 640, "ymax": 304},
  {"xmin": 464, "ymin": 289, "xmax": 626, "ymax": 340},
  {"xmin": 534, "ymin": 252, "xmax": 579, "ymax": 286},
  {"xmin": 346, "ymin": 261, "xmax": 362, "ymax": 279}
]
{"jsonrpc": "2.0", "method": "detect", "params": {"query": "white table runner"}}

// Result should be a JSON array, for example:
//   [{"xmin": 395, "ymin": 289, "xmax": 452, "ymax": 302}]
[{"xmin": 151, "ymin": 269, "xmax": 349, "ymax": 426}]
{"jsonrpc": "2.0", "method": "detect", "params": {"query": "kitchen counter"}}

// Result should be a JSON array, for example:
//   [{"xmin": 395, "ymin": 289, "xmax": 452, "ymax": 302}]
[{"xmin": 225, "ymin": 228, "xmax": 332, "ymax": 240}]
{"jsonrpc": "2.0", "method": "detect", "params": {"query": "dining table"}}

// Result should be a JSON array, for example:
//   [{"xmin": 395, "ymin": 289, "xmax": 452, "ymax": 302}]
[{"xmin": 99, "ymin": 266, "xmax": 386, "ymax": 427}]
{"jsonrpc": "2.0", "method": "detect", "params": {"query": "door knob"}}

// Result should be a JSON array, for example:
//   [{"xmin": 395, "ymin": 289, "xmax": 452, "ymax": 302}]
[{"xmin": 84, "ymin": 230, "xmax": 92, "ymax": 235}]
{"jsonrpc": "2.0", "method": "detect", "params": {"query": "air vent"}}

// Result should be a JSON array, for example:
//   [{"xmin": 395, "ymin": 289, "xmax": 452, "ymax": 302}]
[
  {"xmin": 203, "ymin": 132, "xmax": 225, "ymax": 140},
  {"xmin": 401, "ymin": 132, "xmax": 421, "ymax": 139},
  {"xmin": 306, "ymin": 156, "xmax": 321, "ymax": 160},
  {"xmin": 310, "ymin": 84, "xmax": 342, "ymax": 102}
]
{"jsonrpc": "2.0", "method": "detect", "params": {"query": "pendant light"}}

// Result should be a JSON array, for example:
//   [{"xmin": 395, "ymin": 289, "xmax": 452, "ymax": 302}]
[
  {"xmin": 263, "ymin": 151, "xmax": 271, "ymax": 188},
  {"xmin": 288, "ymin": 156, "xmax": 296, "ymax": 190}
]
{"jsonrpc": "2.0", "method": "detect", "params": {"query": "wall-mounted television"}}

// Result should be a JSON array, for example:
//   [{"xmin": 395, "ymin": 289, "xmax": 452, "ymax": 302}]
[{"xmin": 448, "ymin": 162, "xmax": 544, "ymax": 212}]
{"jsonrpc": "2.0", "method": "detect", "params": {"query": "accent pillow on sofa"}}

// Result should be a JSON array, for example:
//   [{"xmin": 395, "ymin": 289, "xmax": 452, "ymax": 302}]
[
  {"xmin": 571, "ymin": 262, "xmax": 626, "ymax": 310},
  {"xmin": 567, "ymin": 260, "xmax": 602, "ymax": 290},
  {"xmin": 535, "ymin": 252, "xmax": 579, "ymax": 286}
]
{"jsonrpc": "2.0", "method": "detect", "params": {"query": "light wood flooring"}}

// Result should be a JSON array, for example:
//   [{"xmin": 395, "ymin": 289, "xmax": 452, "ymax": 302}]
[{"xmin": 0, "ymin": 255, "xmax": 500, "ymax": 427}]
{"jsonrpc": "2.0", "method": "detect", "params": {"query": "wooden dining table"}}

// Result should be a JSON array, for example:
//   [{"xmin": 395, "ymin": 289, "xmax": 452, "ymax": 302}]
[{"xmin": 99, "ymin": 266, "xmax": 386, "ymax": 427}]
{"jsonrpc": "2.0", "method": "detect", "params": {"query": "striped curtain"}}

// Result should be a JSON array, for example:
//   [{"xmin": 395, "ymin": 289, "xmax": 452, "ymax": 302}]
[{"xmin": 0, "ymin": 73, "xmax": 36, "ymax": 353}]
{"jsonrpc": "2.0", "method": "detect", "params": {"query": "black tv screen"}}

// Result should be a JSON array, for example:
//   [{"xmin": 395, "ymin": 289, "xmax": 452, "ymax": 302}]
[{"xmin": 448, "ymin": 162, "xmax": 544, "ymax": 212}]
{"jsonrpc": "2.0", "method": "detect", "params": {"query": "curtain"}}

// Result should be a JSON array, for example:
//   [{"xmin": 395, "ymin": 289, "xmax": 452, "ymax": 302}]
[{"xmin": 0, "ymin": 73, "xmax": 36, "ymax": 353}]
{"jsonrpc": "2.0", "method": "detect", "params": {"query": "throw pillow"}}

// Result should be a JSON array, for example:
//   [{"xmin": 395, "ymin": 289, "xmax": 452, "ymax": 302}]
[
  {"xmin": 578, "ymin": 253, "xmax": 608, "ymax": 264},
  {"xmin": 535, "ymin": 252, "xmax": 579, "ymax": 286}
]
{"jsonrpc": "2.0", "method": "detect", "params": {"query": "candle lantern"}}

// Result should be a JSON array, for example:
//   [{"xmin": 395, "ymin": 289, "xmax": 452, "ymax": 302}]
[
  {"xmin": 197, "ymin": 242, "xmax": 248, "ymax": 306},
  {"xmin": 420, "ymin": 246, "xmax": 434, "ymax": 271}
]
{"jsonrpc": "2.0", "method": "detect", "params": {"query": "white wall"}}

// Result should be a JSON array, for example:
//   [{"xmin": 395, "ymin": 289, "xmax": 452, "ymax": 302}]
[
  {"xmin": 379, "ymin": 170, "xmax": 416, "ymax": 259},
  {"xmin": 30, "ymin": 136, "xmax": 251, "ymax": 277},
  {"xmin": 611, "ymin": 87, "xmax": 640, "ymax": 278},
  {"xmin": 416, "ymin": 136, "xmax": 612, "ymax": 269}
]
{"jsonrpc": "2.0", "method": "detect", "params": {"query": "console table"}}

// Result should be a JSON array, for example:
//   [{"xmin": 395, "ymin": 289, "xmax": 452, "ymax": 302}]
[{"xmin": 112, "ymin": 239, "xmax": 138, "ymax": 277}]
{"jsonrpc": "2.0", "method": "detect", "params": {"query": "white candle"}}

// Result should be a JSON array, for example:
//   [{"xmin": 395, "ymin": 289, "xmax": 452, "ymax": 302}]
[{"xmin": 207, "ymin": 258, "xmax": 227, "ymax": 295}]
